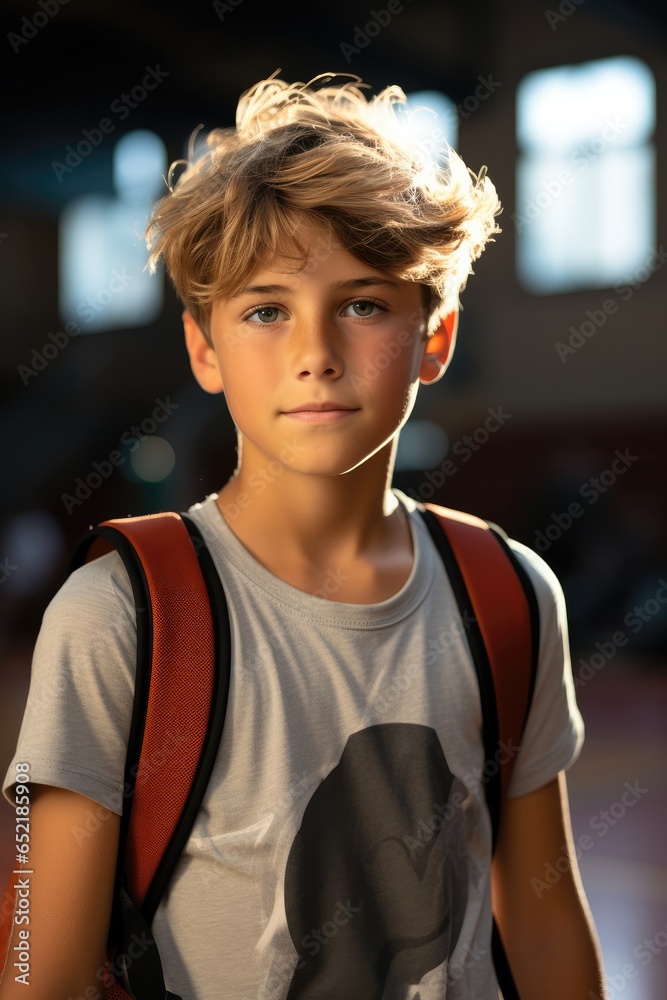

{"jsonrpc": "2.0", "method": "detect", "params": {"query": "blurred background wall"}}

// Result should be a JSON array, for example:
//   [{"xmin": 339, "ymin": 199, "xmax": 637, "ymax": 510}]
[{"xmin": 0, "ymin": 0, "xmax": 665, "ymax": 995}]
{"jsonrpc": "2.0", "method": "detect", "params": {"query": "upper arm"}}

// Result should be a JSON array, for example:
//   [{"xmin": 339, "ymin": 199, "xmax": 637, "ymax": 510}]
[
  {"xmin": 491, "ymin": 771, "xmax": 605, "ymax": 999},
  {"xmin": 0, "ymin": 784, "xmax": 120, "ymax": 1000},
  {"xmin": 492, "ymin": 771, "xmax": 587, "ymax": 930}
]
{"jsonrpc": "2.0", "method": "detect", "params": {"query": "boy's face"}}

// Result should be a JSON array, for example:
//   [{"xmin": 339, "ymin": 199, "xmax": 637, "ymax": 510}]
[{"xmin": 184, "ymin": 223, "xmax": 456, "ymax": 479}]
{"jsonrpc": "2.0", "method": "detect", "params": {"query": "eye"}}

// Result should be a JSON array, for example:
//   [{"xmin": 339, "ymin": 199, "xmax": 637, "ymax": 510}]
[
  {"xmin": 244, "ymin": 305, "xmax": 286, "ymax": 325},
  {"xmin": 342, "ymin": 299, "xmax": 385, "ymax": 319}
]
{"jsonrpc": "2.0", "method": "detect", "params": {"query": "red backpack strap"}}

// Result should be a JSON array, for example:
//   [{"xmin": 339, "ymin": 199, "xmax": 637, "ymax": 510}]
[
  {"xmin": 418, "ymin": 501, "xmax": 540, "ymax": 1000},
  {"xmin": 70, "ymin": 511, "xmax": 231, "ymax": 1000},
  {"xmin": 419, "ymin": 502, "xmax": 539, "ymax": 837}
]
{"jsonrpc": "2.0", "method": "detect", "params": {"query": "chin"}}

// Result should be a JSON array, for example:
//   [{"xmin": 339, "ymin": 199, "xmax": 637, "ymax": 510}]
[{"xmin": 290, "ymin": 453, "xmax": 376, "ymax": 478}]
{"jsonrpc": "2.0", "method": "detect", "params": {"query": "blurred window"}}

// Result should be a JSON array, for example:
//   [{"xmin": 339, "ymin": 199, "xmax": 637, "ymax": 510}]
[
  {"xmin": 515, "ymin": 56, "xmax": 655, "ymax": 294},
  {"xmin": 59, "ymin": 130, "xmax": 167, "ymax": 332}
]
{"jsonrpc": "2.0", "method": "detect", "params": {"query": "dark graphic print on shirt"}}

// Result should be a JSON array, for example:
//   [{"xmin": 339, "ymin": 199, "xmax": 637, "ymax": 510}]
[{"xmin": 284, "ymin": 723, "xmax": 469, "ymax": 998}]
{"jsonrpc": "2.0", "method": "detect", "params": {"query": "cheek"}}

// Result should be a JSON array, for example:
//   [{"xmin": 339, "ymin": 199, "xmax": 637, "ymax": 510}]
[
  {"xmin": 216, "ymin": 356, "xmax": 262, "ymax": 422},
  {"xmin": 220, "ymin": 345, "xmax": 270, "ymax": 389},
  {"xmin": 355, "ymin": 332, "xmax": 423, "ymax": 396}
]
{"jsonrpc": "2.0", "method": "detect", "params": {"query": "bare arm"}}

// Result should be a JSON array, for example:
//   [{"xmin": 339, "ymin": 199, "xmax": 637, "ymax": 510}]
[
  {"xmin": 491, "ymin": 770, "xmax": 607, "ymax": 1000},
  {"xmin": 0, "ymin": 784, "xmax": 120, "ymax": 1000}
]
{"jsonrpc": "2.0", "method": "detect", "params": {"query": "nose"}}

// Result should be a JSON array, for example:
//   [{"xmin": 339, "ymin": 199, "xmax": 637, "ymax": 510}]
[{"xmin": 290, "ymin": 315, "xmax": 344, "ymax": 379}]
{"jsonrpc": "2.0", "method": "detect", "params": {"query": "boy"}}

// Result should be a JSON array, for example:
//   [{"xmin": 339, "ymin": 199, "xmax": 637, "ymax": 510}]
[{"xmin": 1, "ymin": 72, "xmax": 606, "ymax": 999}]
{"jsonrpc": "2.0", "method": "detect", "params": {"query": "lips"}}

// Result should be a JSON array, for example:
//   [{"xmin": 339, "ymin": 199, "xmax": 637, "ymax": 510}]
[
  {"xmin": 282, "ymin": 401, "xmax": 358, "ymax": 413},
  {"xmin": 280, "ymin": 401, "xmax": 360, "ymax": 423}
]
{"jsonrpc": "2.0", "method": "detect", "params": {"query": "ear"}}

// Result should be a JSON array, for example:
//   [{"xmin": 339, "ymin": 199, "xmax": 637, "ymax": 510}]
[
  {"xmin": 182, "ymin": 310, "xmax": 225, "ymax": 394},
  {"xmin": 419, "ymin": 307, "xmax": 458, "ymax": 385}
]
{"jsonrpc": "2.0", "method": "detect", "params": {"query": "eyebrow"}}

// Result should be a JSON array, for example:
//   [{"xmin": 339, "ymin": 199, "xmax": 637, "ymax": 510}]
[{"xmin": 232, "ymin": 277, "xmax": 402, "ymax": 299}]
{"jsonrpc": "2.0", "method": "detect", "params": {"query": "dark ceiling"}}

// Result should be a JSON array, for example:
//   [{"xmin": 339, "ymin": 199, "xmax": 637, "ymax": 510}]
[{"xmin": 3, "ymin": 0, "xmax": 664, "ymax": 136}]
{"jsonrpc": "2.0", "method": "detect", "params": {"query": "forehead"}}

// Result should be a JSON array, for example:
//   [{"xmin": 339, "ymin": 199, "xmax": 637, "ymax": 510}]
[
  {"xmin": 241, "ymin": 225, "xmax": 430, "ymax": 305},
  {"xmin": 249, "ymin": 220, "xmax": 344, "ymax": 276}
]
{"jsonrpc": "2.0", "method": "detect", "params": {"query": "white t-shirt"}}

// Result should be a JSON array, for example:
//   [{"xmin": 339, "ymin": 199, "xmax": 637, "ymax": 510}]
[{"xmin": 2, "ymin": 489, "xmax": 584, "ymax": 999}]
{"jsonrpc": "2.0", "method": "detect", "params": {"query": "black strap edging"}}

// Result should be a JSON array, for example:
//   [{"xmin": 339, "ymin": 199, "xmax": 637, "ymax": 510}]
[
  {"xmin": 485, "ymin": 527, "xmax": 539, "ymax": 1000},
  {"xmin": 416, "ymin": 507, "xmax": 502, "ymax": 846},
  {"xmin": 69, "ymin": 527, "xmax": 155, "ymax": 873},
  {"xmin": 416, "ymin": 506, "xmax": 523, "ymax": 1000},
  {"xmin": 111, "ymin": 876, "xmax": 181, "ymax": 1000},
  {"xmin": 141, "ymin": 515, "xmax": 232, "ymax": 925},
  {"xmin": 69, "ymin": 517, "xmax": 232, "ymax": 998},
  {"xmin": 68, "ymin": 526, "xmax": 163, "ymax": 993}
]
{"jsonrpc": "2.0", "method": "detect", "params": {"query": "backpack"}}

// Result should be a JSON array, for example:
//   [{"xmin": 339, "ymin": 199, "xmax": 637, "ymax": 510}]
[{"xmin": 2, "ymin": 500, "xmax": 539, "ymax": 999}]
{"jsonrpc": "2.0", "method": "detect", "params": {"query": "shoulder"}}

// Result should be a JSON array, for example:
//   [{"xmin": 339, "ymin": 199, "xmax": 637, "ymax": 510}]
[
  {"xmin": 399, "ymin": 489, "xmax": 567, "ymax": 616},
  {"xmin": 47, "ymin": 497, "xmax": 221, "ymax": 628},
  {"xmin": 503, "ymin": 537, "xmax": 570, "ymax": 646},
  {"xmin": 32, "ymin": 547, "xmax": 138, "ymax": 701},
  {"xmin": 41, "ymin": 498, "xmax": 225, "ymax": 642},
  {"xmin": 2, "ymin": 546, "xmax": 140, "ymax": 814},
  {"xmin": 401, "ymin": 491, "xmax": 571, "ymax": 649},
  {"xmin": 42, "ymin": 548, "xmax": 135, "ymax": 634},
  {"xmin": 504, "ymin": 538, "xmax": 566, "ymax": 608}
]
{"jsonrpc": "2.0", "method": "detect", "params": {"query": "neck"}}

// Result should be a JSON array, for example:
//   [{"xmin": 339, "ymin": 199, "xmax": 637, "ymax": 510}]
[{"xmin": 215, "ymin": 440, "xmax": 403, "ymax": 569}]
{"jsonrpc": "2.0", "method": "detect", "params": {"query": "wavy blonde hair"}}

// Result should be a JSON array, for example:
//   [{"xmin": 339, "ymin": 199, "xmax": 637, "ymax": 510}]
[{"xmin": 146, "ymin": 70, "xmax": 502, "ymax": 340}]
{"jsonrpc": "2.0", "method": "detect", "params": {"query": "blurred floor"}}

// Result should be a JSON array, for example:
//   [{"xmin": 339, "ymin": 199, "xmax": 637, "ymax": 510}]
[
  {"xmin": 0, "ymin": 646, "xmax": 665, "ymax": 996},
  {"xmin": 568, "ymin": 656, "xmax": 667, "ymax": 1000}
]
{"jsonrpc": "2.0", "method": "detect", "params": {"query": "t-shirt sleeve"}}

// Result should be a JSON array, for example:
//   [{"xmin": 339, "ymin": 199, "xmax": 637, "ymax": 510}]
[
  {"xmin": 2, "ymin": 551, "xmax": 137, "ymax": 816},
  {"xmin": 504, "ymin": 539, "xmax": 585, "ymax": 798}
]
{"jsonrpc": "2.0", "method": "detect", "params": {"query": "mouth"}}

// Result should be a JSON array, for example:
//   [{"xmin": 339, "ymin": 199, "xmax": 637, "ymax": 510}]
[
  {"xmin": 282, "ymin": 401, "xmax": 358, "ymax": 413},
  {"xmin": 281, "ymin": 401, "xmax": 360, "ymax": 423},
  {"xmin": 280, "ymin": 405, "xmax": 360, "ymax": 423}
]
